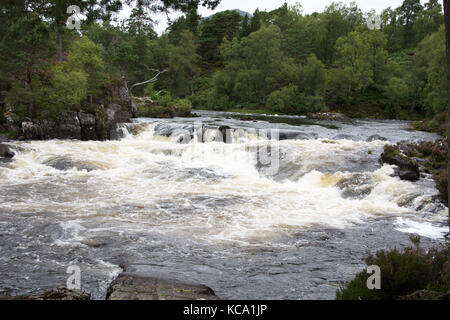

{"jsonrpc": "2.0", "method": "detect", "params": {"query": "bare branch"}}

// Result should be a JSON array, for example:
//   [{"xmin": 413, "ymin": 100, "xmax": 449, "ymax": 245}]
[{"xmin": 129, "ymin": 69, "xmax": 168, "ymax": 93}]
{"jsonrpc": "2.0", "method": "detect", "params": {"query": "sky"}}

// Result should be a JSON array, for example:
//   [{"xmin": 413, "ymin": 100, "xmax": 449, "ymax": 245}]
[{"xmin": 118, "ymin": 0, "xmax": 414, "ymax": 34}]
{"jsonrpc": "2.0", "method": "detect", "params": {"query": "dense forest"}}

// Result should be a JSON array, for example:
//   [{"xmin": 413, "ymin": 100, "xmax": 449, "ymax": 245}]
[{"xmin": 0, "ymin": 0, "xmax": 448, "ymax": 137}]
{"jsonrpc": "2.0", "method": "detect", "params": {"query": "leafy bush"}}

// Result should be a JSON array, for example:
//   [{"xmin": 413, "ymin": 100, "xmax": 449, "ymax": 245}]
[
  {"xmin": 302, "ymin": 95, "xmax": 328, "ymax": 113},
  {"xmin": 266, "ymin": 85, "xmax": 299, "ymax": 113},
  {"xmin": 337, "ymin": 240, "xmax": 450, "ymax": 300},
  {"xmin": 189, "ymin": 94, "xmax": 209, "ymax": 109},
  {"xmin": 173, "ymin": 98, "xmax": 192, "ymax": 117},
  {"xmin": 137, "ymin": 104, "xmax": 173, "ymax": 118}
]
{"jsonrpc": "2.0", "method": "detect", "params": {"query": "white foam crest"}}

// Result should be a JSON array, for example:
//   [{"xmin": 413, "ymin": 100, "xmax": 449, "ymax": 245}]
[
  {"xmin": 0, "ymin": 130, "xmax": 446, "ymax": 244},
  {"xmin": 395, "ymin": 217, "xmax": 448, "ymax": 239}
]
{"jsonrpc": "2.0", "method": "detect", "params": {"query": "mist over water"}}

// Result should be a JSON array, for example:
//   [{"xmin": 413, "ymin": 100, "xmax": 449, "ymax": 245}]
[{"xmin": 0, "ymin": 111, "xmax": 447, "ymax": 299}]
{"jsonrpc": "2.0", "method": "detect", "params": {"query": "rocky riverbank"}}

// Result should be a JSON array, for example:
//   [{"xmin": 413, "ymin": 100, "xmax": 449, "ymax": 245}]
[
  {"xmin": 0, "ymin": 85, "xmax": 137, "ymax": 141},
  {"xmin": 1, "ymin": 272, "xmax": 219, "ymax": 300},
  {"xmin": 380, "ymin": 140, "xmax": 448, "ymax": 202}
]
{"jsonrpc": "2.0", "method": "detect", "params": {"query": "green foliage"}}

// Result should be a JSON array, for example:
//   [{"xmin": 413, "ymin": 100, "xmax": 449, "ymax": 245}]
[
  {"xmin": 168, "ymin": 31, "xmax": 199, "ymax": 97},
  {"xmin": 40, "ymin": 66, "xmax": 88, "ymax": 118},
  {"xmin": 66, "ymin": 36, "xmax": 106, "ymax": 102},
  {"xmin": 267, "ymin": 85, "xmax": 299, "ymax": 113},
  {"xmin": 334, "ymin": 29, "xmax": 375, "ymax": 94},
  {"xmin": 173, "ymin": 98, "xmax": 193, "ymax": 116},
  {"xmin": 300, "ymin": 54, "xmax": 327, "ymax": 96},
  {"xmin": 138, "ymin": 104, "xmax": 173, "ymax": 118},
  {"xmin": 198, "ymin": 10, "xmax": 242, "ymax": 63},
  {"xmin": 383, "ymin": 77, "xmax": 412, "ymax": 116},
  {"xmin": 415, "ymin": 26, "xmax": 447, "ymax": 115},
  {"xmin": 337, "ymin": 242, "xmax": 450, "ymax": 300},
  {"xmin": 0, "ymin": 0, "xmax": 447, "ymax": 126}
]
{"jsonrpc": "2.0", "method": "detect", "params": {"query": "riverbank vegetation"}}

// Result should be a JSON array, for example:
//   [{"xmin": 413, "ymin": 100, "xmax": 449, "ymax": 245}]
[
  {"xmin": 0, "ymin": 0, "xmax": 448, "ymax": 137},
  {"xmin": 337, "ymin": 236, "xmax": 449, "ymax": 300}
]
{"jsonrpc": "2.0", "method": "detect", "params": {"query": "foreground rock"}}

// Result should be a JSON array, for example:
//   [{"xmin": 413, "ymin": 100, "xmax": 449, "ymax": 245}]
[
  {"xmin": 106, "ymin": 274, "xmax": 219, "ymax": 300},
  {"xmin": 10, "ymin": 287, "xmax": 91, "ymax": 300},
  {"xmin": 380, "ymin": 145, "xmax": 420, "ymax": 181},
  {"xmin": 0, "ymin": 143, "xmax": 14, "ymax": 158}
]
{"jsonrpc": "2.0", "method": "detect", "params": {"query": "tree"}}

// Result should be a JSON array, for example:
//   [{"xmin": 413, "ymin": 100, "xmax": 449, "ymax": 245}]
[
  {"xmin": 0, "ymin": 9, "xmax": 55, "ymax": 116},
  {"xmin": 300, "ymin": 54, "xmax": 326, "ymax": 96},
  {"xmin": 334, "ymin": 29, "xmax": 374, "ymax": 95},
  {"xmin": 414, "ymin": 26, "xmax": 447, "ymax": 115},
  {"xmin": 30, "ymin": 0, "xmax": 123, "ymax": 62},
  {"xmin": 414, "ymin": 0, "xmax": 444, "ymax": 42},
  {"xmin": 381, "ymin": 7, "xmax": 404, "ymax": 52},
  {"xmin": 168, "ymin": 31, "xmax": 199, "ymax": 97},
  {"xmin": 443, "ymin": 0, "xmax": 450, "ymax": 230},
  {"xmin": 66, "ymin": 36, "xmax": 106, "ymax": 104},
  {"xmin": 383, "ymin": 77, "xmax": 411, "ymax": 117},
  {"xmin": 399, "ymin": 0, "xmax": 424, "ymax": 47},
  {"xmin": 198, "ymin": 10, "xmax": 242, "ymax": 64},
  {"xmin": 313, "ymin": 2, "xmax": 364, "ymax": 64},
  {"xmin": 283, "ymin": 16, "xmax": 314, "ymax": 63}
]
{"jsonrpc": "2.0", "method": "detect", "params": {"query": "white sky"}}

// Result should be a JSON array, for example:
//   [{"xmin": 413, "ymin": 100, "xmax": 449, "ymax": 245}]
[{"xmin": 118, "ymin": 0, "xmax": 416, "ymax": 34}]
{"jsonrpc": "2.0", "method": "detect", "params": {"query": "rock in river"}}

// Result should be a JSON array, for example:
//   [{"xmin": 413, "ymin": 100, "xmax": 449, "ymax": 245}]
[
  {"xmin": 106, "ymin": 274, "xmax": 219, "ymax": 300},
  {"xmin": 0, "ymin": 143, "xmax": 14, "ymax": 158},
  {"xmin": 380, "ymin": 145, "xmax": 420, "ymax": 181},
  {"xmin": 10, "ymin": 287, "xmax": 91, "ymax": 300}
]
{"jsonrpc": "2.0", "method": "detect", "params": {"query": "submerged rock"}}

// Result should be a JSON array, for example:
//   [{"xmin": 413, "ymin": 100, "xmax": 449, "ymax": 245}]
[
  {"xmin": 12, "ymin": 287, "xmax": 91, "ymax": 300},
  {"xmin": 336, "ymin": 174, "xmax": 374, "ymax": 199},
  {"xmin": 43, "ymin": 157, "xmax": 99, "ymax": 172},
  {"xmin": 106, "ymin": 274, "xmax": 219, "ymax": 300},
  {"xmin": 367, "ymin": 135, "xmax": 388, "ymax": 142},
  {"xmin": 308, "ymin": 112, "xmax": 350, "ymax": 122},
  {"xmin": 0, "ymin": 143, "xmax": 14, "ymax": 158}
]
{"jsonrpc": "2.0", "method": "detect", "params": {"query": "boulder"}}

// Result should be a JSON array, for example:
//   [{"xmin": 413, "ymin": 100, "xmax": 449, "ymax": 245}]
[
  {"xmin": 380, "ymin": 147, "xmax": 420, "ymax": 181},
  {"xmin": 43, "ymin": 157, "xmax": 99, "ymax": 172},
  {"xmin": 57, "ymin": 112, "xmax": 81, "ymax": 140},
  {"xmin": 278, "ymin": 130, "xmax": 311, "ymax": 141},
  {"xmin": 367, "ymin": 135, "xmax": 388, "ymax": 142},
  {"xmin": 78, "ymin": 112, "xmax": 97, "ymax": 141},
  {"xmin": 333, "ymin": 134, "xmax": 354, "ymax": 140},
  {"xmin": 22, "ymin": 121, "xmax": 44, "ymax": 140},
  {"xmin": 0, "ymin": 143, "xmax": 14, "ymax": 158},
  {"xmin": 12, "ymin": 287, "xmax": 90, "ymax": 300},
  {"xmin": 105, "ymin": 103, "xmax": 132, "ymax": 140},
  {"xmin": 106, "ymin": 274, "xmax": 219, "ymax": 300}
]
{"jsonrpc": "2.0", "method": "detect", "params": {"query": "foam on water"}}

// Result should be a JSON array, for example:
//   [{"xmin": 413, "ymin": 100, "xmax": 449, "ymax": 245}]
[{"xmin": 1, "ymin": 121, "xmax": 447, "ymax": 245}]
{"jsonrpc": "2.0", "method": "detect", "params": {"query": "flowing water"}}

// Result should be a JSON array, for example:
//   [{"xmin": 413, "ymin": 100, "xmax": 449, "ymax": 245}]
[{"xmin": 0, "ymin": 110, "xmax": 448, "ymax": 299}]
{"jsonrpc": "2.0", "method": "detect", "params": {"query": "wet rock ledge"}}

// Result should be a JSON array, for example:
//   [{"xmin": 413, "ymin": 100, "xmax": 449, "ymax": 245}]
[
  {"xmin": 106, "ymin": 274, "xmax": 219, "ymax": 300},
  {"xmin": 1, "ymin": 274, "xmax": 219, "ymax": 300}
]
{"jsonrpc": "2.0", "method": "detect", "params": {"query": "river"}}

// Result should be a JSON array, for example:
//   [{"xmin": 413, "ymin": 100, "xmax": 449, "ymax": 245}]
[{"xmin": 0, "ymin": 110, "xmax": 448, "ymax": 299}]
